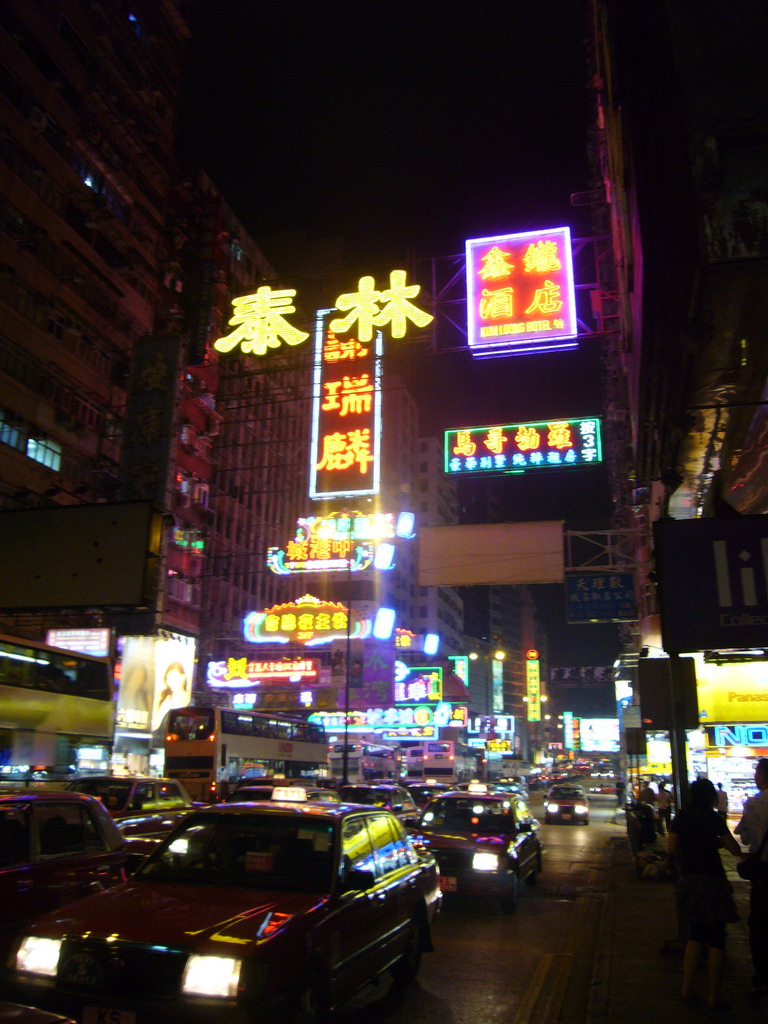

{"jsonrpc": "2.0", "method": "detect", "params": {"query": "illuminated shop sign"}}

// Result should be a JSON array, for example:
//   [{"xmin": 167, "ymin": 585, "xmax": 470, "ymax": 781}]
[
  {"xmin": 465, "ymin": 226, "xmax": 577, "ymax": 357},
  {"xmin": 487, "ymin": 739, "xmax": 512, "ymax": 752},
  {"xmin": 710, "ymin": 724, "xmax": 768, "ymax": 747},
  {"xmin": 579, "ymin": 718, "xmax": 620, "ymax": 753},
  {"xmin": 232, "ymin": 687, "xmax": 335, "ymax": 712},
  {"xmin": 309, "ymin": 310, "xmax": 383, "ymax": 500},
  {"xmin": 215, "ymin": 269, "xmax": 432, "ymax": 361},
  {"xmin": 242, "ymin": 595, "xmax": 368, "ymax": 646},
  {"xmin": 46, "ymin": 628, "xmax": 111, "ymax": 658},
  {"xmin": 563, "ymin": 711, "xmax": 574, "ymax": 750},
  {"xmin": 206, "ymin": 658, "xmax": 320, "ymax": 688},
  {"xmin": 526, "ymin": 649, "xmax": 541, "ymax": 722},
  {"xmin": 309, "ymin": 702, "xmax": 468, "ymax": 733},
  {"xmin": 394, "ymin": 666, "xmax": 443, "ymax": 704},
  {"xmin": 267, "ymin": 511, "xmax": 397, "ymax": 575},
  {"xmin": 445, "ymin": 417, "xmax": 602, "ymax": 476}
]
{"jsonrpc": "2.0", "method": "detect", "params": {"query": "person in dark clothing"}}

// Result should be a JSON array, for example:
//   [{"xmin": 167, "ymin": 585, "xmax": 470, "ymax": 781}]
[{"xmin": 668, "ymin": 778, "xmax": 741, "ymax": 1009}]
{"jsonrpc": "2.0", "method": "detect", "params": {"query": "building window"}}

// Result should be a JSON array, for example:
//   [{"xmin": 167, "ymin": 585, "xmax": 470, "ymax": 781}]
[
  {"xmin": 27, "ymin": 437, "xmax": 61, "ymax": 470},
  {"xmin": 0, "ymin": 409, "xmax": 24, "ymax": 451}
]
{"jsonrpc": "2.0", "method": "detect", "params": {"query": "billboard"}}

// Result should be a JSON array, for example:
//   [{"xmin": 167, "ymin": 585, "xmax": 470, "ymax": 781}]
[
  {"xmin": 117, "ymin": 634, "xmax": 196, "ymax": 733},
  {"xmin": 419, "ymin": 522, "xmax": 564, "ymax": 586},
  {"xmin": 578, "ymin": 718, "xmax": 620, "ymax": 753},
  {"xmin": 445, "ymin": 418, "xmax": 601, "ymax": 477},
  {"xmin": 465, "ymin": 226, "xmax": 577, "ymax": 357},
  {"xmin": 0, "ymin": 502, "xmax": 162, "ymax": 611},
  {"xmin": 654, "ymin": 515, "xmax": 768, "ymax": 652},
  {"xmin": 267, "ymin": 511, "xmax": 397, "ymax": 575},
  {"xmin": 309, "ymin": 310, "xmax": 382, "ymax": 500},
  {"xmin": 694, "ymin": 654, "xmax": 768, "ymax": 724}
]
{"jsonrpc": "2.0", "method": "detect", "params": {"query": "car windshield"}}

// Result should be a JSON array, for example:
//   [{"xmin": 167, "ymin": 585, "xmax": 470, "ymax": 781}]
[
  {"xmin": 340, "ymin": 787, "xmax": 391, "ymax": 807},
  {"xmin": 550, "ymin": 787, "xmax": 584, "ymax": 799},
  {"xmin": 136, "ymin": 813, "xmax": 336, "ymax": 892},
  {"xmin": 420, "ymin": 797, "xmax": 517, "ymax": 834},
  {"xmin": 69, "ymin": 779, "xmax": 133, "ymax": 811}
]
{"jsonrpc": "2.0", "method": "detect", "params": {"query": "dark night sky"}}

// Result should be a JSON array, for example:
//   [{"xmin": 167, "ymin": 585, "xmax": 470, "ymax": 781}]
[{"xmin": 178, "ymin": 1, "xmax": 620, "ymax": 669}]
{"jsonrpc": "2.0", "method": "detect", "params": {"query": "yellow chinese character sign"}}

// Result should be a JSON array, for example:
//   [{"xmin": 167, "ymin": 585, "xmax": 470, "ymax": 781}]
[
  {"xmin": 243, "ymin": 595, "xmax": 367, "ymax": 646},
  {"xmin": 466, "ymin": 227, "xmax": 577, "ymax": 357},
  {"xmin": 213, "ymin": 286, "xmax": 309, "ymax": 357}
]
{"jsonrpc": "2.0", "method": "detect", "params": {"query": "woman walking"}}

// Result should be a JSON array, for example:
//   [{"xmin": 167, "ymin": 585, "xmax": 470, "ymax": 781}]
[{"xmin": 667, "ymin": 778, "xmax": 741, "ymax": 1009}]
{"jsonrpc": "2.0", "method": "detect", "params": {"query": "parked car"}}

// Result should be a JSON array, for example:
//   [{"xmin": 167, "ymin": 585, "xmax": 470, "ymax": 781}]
[
  {"xmin": 545, "ymin": 784, "xmax": 590, "ymax": 824},
  {"xmin": 4, "ymin": 801, "xmax": 442, "ymax": 1024},
  {"xmin": 66, "ymin": 776, "xmax": 197, "ymax": 818},
  {"xmin": 409, "ymin": 786, "xmax": 541, "ymax": 912},
  {"xmin": 0, "ymin": 792, "xmax": 128, "ymax": 962},
  {"xmin": 338, "ymin": 783, "xmax": 420, "ymax": 824}
]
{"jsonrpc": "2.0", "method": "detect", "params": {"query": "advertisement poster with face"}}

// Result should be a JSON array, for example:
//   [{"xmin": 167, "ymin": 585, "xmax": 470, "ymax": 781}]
[{"xmin": 151, "ymin": 637, "xmax": 195, "ymax": 731}]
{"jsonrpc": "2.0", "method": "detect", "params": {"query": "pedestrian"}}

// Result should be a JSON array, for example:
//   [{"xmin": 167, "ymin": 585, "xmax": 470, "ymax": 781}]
[
  {"xmin": 657, "ymin": 781, "xmax": 674, "ymax": 834},
  {"xmin": 615, "ymin": 778, "xmax": 626, "ymax": 807},
  {"xmin": 668, "ymin": 777, "xmax": 741, "ymax": 1009},
  {"xmin": 735, "ymin": 757, "xmax": 768, "ymax": 999},
  {"xmin": 716, "ymin": 783, "xmax": 729, "ymax": 821}
]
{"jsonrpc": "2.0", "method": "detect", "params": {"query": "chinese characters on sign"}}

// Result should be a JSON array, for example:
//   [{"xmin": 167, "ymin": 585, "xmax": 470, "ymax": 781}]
[
  {"xmin": 213, "ymin": 287, "xmax": 309, "ymax": 356},
  {"xmin": 465, "ymin": 227, "xmax": 577, "ymax": 356},
  {"xmin": 445, "ymin": 417, "xmax": 602, "ymax": 475},
  {"xmin": 267, "ymin": 511, "xmax": 397, "ymax": 575},
  {"xmin": 394, "ymin": 667, "xmax": 443, "ymax": 704},
  {"xmin": 526, "ymin": 649, "xmax": 541, "ymax": 722},
  {"xmin": 309, "ymin": 703, "xmax": 468, "ymax": 733},
  {"xmin": 242, "ymin": 595, "xmax": 365, "ymax": 646},
  {"xmin": 310, "ymin": 310, "xmax": 383, "ymax": 499},
  {"xmin": 206, "ymin": 657, "xmax": 320, "ymax": 688},
  {"xmin": 565, "ymin": 573, "xmax": 637, "ymax": 623}
]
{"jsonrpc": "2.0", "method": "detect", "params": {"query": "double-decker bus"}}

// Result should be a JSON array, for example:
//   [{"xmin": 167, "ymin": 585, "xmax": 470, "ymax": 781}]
[
  {"xmin": 164, "ymin": 705, "xmax": 329, "ymax": 802},
  {"xmin": 328, "ymin": 742, "xmax": 401, "ymax": 785},
  {"xmin": 0, "ymin": 634, "xmax": 113, "ymax": 780},
  {"xmin": 403, "ymin": 739, "xmax": 478, "ymax": 784}
]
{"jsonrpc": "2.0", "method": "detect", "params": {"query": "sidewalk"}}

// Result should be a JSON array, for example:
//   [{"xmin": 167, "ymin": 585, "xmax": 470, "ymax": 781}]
[{"xmin": 586, "ymin": 828, "xmax": 760, "ymax": 1024}]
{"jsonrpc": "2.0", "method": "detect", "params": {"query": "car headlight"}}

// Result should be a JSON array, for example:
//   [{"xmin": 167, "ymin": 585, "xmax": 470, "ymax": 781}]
[
  {"xmin": 546, "ymin": 803, "xmax": 559, "ymax": 813},
  {"xmin": 182, "ymin": 955, "xmax": 242, "ymax": 999},
  {"xmin": 16, "ymin": 937, "xmax": 62, "ymax": 977},
  {"xmin": 472, "ymin": 852, "xmax": 499, "ymax": 872},
  {"xmin": 575, "ymin": 805, "xmax": 589, "ymax": 814}
]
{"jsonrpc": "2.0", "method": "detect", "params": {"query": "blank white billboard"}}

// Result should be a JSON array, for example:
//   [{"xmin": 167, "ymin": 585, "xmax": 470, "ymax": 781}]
[{"xmin": 418, "ymin": 521, "xmax": 564, "ymax": 586}]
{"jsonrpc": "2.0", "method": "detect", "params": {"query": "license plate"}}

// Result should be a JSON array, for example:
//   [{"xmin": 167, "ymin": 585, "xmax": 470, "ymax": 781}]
[
  {"xmin": 439, "ymin": 875, "xmax": 457, "ymax": 892},
  {"xmin": 82, "ymin": 1007, "xmax": 136, "ymax": 1024},
  {"xmin": 562, "ymin": 813, "xmax": 572, "ymax": 820}
]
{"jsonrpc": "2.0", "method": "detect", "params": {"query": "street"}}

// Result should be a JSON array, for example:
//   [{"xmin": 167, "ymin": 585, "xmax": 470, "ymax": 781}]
[{"xmin": 336, "ymin": 792, "xmax": 624, "ymax": 1024}]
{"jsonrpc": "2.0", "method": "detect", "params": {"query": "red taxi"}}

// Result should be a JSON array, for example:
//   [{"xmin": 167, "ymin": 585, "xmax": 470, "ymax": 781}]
[
  {"xmin": 4, "ymin": 798, "xmax": 441, "ymax": 1024},
  {"xmin": 0, "ymin": 792, "xmax": 127, "ymax": 963},
  {"xmin": 409, "ymin": 784, "xmax": 541, "ymax": 912}
]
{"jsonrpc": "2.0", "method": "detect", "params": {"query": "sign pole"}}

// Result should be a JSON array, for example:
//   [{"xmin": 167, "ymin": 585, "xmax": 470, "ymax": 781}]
[
  {"xmin": 341, "ymin": 561, "xmax": 352, "ymax": 787},
  {"xmin": 668, "ymin": 653, "xmax": 690, "ymax": 811}
]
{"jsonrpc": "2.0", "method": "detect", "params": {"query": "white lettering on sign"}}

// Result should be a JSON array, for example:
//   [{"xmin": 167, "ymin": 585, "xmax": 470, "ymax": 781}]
[{"xmin": 713, "ymin": 724, "xmax": 768, "ymax": 746}]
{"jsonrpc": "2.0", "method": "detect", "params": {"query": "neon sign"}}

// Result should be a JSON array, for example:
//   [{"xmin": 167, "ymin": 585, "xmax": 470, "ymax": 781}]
[
  {"xmin": 445, "ymin": 417, "xmax": 602, "ymax": 475},
  {"xmin": 308, "ymin": 702, "xmax": 468, "ymax": 732},
  {"xmin": 711, "ymin": 724, "xmax": 768, "ymax": 747},
  {"xmin": 267, "ymin": 511, "xmax": 397, "ymax": 575},
  {"xmin": 243, "ymin": 595, "xmax": 368, "ymax": 646},
  {"xmin": 394, "ymin": 667, "xmax": 443, "ymax": 704},
  {"xmin": 206, "ymin": 657, "xmax": 320, "ymax": 688},
  {"xmin": 526, "ymin": 649, "xmax": 541, "ymax": 722},
  {"xmin": 329, "ymin": 270, "xmax": 433, "ymax": 342},
  {"xmin": 213, "ymin": 286, "xmax": 309, "ymax": 357},
  {"xmin": 466, "ymin": 227, "xmax": 577, "ymax": 356},
  {"xmin": 309, "ymin": 310, "xmax": 383, "ymax": 499}
]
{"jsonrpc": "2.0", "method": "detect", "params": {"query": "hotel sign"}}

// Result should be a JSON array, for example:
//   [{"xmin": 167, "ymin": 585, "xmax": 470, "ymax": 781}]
[
  {"xmin": 465, "ymin": 227, "xmax": 577, "ymax": 357},
  {"xmin": 445, "ymin": 417, "xmax": 602, "ymax": 476}
]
